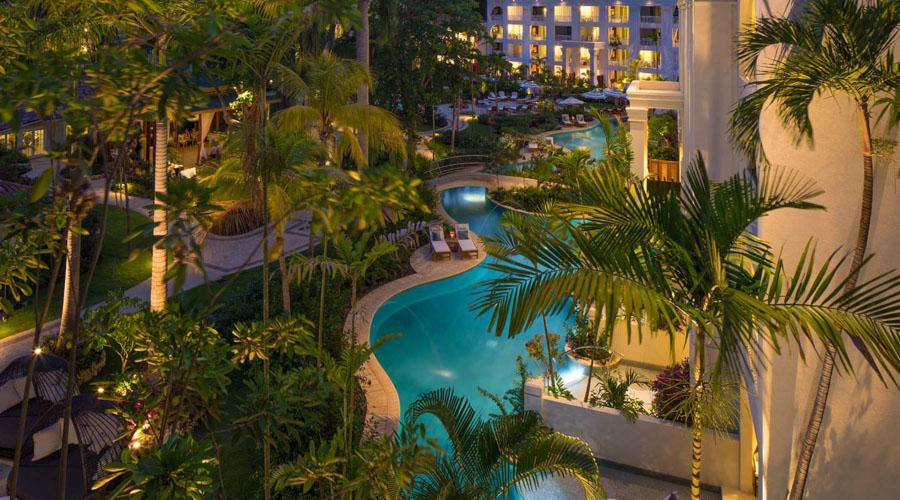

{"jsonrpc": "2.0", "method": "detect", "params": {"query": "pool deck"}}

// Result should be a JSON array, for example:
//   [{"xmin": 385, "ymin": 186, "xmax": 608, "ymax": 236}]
[{"xmin": 350, "ymin": 188, "xmax": 491, "ymax": 437}]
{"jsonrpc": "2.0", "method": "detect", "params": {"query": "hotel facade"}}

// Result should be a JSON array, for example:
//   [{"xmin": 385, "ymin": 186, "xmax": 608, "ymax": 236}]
[{"xmin": 485, "ymin": 0, "xmax": 680, "ymax": 86}]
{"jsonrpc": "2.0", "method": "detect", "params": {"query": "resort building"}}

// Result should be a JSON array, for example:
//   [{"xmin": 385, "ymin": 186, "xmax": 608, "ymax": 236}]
[{"xmin": 486, "ymin": 0, "xmax": 680, "ymax": 85}]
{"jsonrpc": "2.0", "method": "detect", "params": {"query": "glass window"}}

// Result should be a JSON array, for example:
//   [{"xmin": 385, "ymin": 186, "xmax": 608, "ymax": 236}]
[
  {"xmin": 21, "ymin": 129, "xmax": 45, "ymax": 157},
  {"xmin": 509, "ymin": 43, "xmax": 523, "ymax": 58},
  {"xmin": 508, "ymin": 6, "xmax": 523, "ymax": 21},
  {"xmin": 640, "ymin": 6, "xmax": 662, "ymax": 23},
  {"xmin": 579, "ymin": 6, "xmax": 599, "ymax": 23},
  {"xmin": 638, "ymin": 49, "xmax": 661, "ymax": 68},
  {"xmin": 554, "ymin": 45, "xmax": 564, "ymax": 63},
  {"xmin": 609, "ymin": 27, "xmax": 630, "ymax": 45},
  {"xmin": 640, "ymin": 28, "xmax": 661, "ymax": 45},
  {"xmin": 530, "ymin": 44, "xmax": 547, "ymax": 59},
  {"xmin": 555, "ymin": 5, "xmax": 572, "ymax": 22},
  {"xmin": 491, "ymin": 25, "xmax": 503, "ymax": 39},
  {"xmin": 0, "ymin": 133, "xmax": 15, "ymax": 151},
  {"xmin": 530, "ymin": 25, "xmax": 547, "ymax": 41},
  {"xmin": 609, "ymin": 48, "xmax": 629, "ymax": 66},
  {"xmin": 580, "ymin": 47, "xmax": 592, "ymax": 66},
  {"xmin": 507, "ymin": 24, "xmax": 523, "ymax": 40},
  {"xmin": 531, "ymin": 6, "xmax": 547, "ymax": 19},
  {"xmin": 609, "ymin": 5, "xmax": 629, "ymax": 23},
  {"xmin": 555, "ymin": 25, "xmax": 572, "ymax": 41},
  {"xmin": 580, "ymin": 27, "xmax": 600, "ymax": 41}
]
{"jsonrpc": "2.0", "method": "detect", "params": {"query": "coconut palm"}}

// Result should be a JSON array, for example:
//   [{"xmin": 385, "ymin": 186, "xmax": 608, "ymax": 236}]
[
  {"xmin": 730, "ymin": 1, "xmax": 899, "ymax": 496},
  {"xmin": 474, "ymin": 156, "xmax": 900, "ymax": 500},
  {"xmin": 207, "ymin": 125, "xmax": 324, "ymax": 314},
  {"xmin": 275, "ymin": 50, "xmax": 406, "ymax": 168},
  {"xmin": 356, "ymin": 0, "xmax": 371, "ymax": 160},
  {"xmin": 406, "ymin": 388, "xmax": 605, "ymax": 499}
]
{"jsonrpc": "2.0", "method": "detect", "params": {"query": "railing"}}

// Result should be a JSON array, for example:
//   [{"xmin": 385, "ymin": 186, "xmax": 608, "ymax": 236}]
[
  {"xmin": 429, "ymin": 155, "xmax": 490, "ymax": 178},
  {"xmin": 609, "ymin": 16, "xmax": 629, "ymax": 24},
  {"xmin": 639, "ymin": 59, "xmax": 661, "ymax": 69},
  {"xmin": 555, "ymin": 34, "xmax": 572, "ymax": 41},
  {"xmin": 581, "ymin": 16, "xmax": 599, "ymax": 23},
  {"xmin": 641, "ymin": 15, "xmax": 662, "ymax": 23},
  {"xmin": 581, "ymin": 35, "xmax": 597, "ymax": 42},
  {"xmin": 507, "ymin": 34, "xmax": 522, "ymax": 40},
  {"xmin": 640, "ymin": 38, "xmax": 659, "ymax": 47},
  {"xmin": 531, "ymin": 33, "xmax": 547, "ymax": 41},
  {"xmin": 531, "ymin": 14, "xmax": 546, "ymax": 21},
  {"xmin": 649, "ymin": 159, "xmax": 680, "ymax": 182}
]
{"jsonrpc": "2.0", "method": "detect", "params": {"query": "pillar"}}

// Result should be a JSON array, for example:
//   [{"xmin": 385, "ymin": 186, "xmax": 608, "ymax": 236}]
[{"xmin": 627, "ymin": 103, "xmax": 649, "ymax": 179}]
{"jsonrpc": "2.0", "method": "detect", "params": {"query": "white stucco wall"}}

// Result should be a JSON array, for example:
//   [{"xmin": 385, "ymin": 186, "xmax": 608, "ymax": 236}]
[
  {"xmin": 526, "ymin": 379, "xmax": 742, "ymax": 489},
  {"xmin": 752, "ymin": 1, "xmax": 900, "ymax": 498}
]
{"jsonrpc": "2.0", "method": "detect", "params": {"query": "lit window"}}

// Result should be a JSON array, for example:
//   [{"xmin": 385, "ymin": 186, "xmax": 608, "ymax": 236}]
[
  {"xmin": 491, "ymin": 25, "xmax": 503, "ymax": 39},
  {"xmin": 609, "ymin": 5, "xmax": 629, "ymax": 23},
  {"xmin": 580, "ymin": 47, "xmax": 591, "ymax": 66},
  {"xmin": 530, "ymin": 44, "xmax": 547, "ymax": 59},
  {"xmin": 638, "ymin": 49, "xmax": 661, "ymax": 68},
  {"xmin": 507, "ymin": 24, "xmax": 523, "ymax": 40},
  {"xmin": 509, "ymin": 43, "xmax": 523, "ymax": 58},
  {"xmin": 609, "ymin": 27, "xmax": 630, "ymax": 45},
  {"xmin": 0, "ymin": 133, "xmax": 15, "ymax": 151},
  {"xmin": 530, "ymin": 25, "xmax": 547, "ymax": 41},
  {"xmin": 21, "ymin": 129, "xmax": 45, "ymax": 157},
  {"xmin": 579, "ymin": 6, "xmax": 599, "ymax": 23},
  {"xmin": 580, "ymin": 27, "xmax": 600, "ymax": 42},
  {"xmin": 555, "ymin": 5, "xmax": 572, "ymax": 22},
  {"xmin": 508, "ymin": 6, "xmax": 523, "ymax": 21},
  {"xmin": 554, "ymin": 45, "xmax": 563, "ymax": 63}
]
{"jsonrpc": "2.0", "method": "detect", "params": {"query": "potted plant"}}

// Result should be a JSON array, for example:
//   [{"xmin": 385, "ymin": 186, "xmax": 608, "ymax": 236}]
[{"xmin": 564, "ymin": 314, "xmax": 622, "ymax": 369}]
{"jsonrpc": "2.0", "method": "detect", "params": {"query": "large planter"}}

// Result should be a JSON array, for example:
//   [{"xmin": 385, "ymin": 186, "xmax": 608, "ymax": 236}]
[{"xmin": 565, "ymin": 341, "xmax": 622, "ymax": 369}]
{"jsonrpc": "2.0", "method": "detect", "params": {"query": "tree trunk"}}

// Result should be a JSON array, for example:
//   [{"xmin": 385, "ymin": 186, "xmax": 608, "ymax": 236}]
[
  {"xmin": 150, "ymin": 117, "xmax": 168, "ymax": 311},
  {"xmin": 317, "ymin": 237, "xmax": 329, "ymax": 358},
  {"xmin": 690, "ymin": 328, "xmax": 706, "ymax": 500},
  {"xmin": 356, "ymin": 0, "xmax": 370, "ymax": 165},
  {"xmin": 9, "ymin": 256, "xmax": 63, "ymax": 500},
  {"xmin": 278, "ymin": 228, "xmax": 290, "ymax": 316},
  {"xmin": 789, "ymin": 102, "xmax": 876, "ymax": 500},
  {"xmin": 56, "ymin": 230, "xmax": 81, "ymax": 351}
]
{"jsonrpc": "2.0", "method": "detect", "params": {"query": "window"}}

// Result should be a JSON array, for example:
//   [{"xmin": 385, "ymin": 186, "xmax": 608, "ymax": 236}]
[
  {"xmin": 555, "ymin": 25, "xmax": 572, "ymax": 41},
  {"xmin": 580, "ymin": 47, "xmax": 592, "ymax": 67},
  {"xmin": 609, "ymin": 5, "xmax": 629, "ymax": 23},
  {"xmin": 530, "ymin": 44, "xmax": 547, "ymax": 59},
  {"xmin": 609, "ymin": 27, "xmax": 630, "ymax": 46},
  {"xmin": 0, "ymin": 133, "xmax": 15, "ymax": 151},
  {"xmin": 554, "ymin": 65, "xmax": 564, "ymax": 76},
  {"xmin": 21, "ymin": 129, "xmax": 45, "ymax": 157},
  {"xmin": 579, "ymin": 6, "xmax": 599, "ymax": 23},
  {"xmin": 507, "ymin": 24, "xmax": 523, "ymax": 40},
  {"xmin": 531, "ymin": 6, "xmax": 547, "ymax": 20},
  {"xmin": 554, "ymin": 45, "xmax": 564, "ymax": 63},
  {"xmin": 672, "ymin": 28, "xmax": 679, "ymax": 47},
  {"xmin": 554, "ymin": 5, "xmax": 572, "ymax": 22},
  {"xmin": 638, "ymin": 49, "xmax": 661, "ymax": 68},
  {"xmin": 508, "ymin": 43, "xmax": 523, "ymax": 58},
  {"xmin": 492, "ymin": 42, "xmax": 503, "ymax": 53},
  {"xmin": 609, "ymin": 48, "xmax": 629, "ymax": 66},
  {"xmin": 580, "ymin": 27, "xmax": 600, "ymax": 42},
  {"xmin": 640, "ymin": 6, "xmax": 662, "ymax": 23},
  {"xmin": 508, "ymin": 6, "xmax": 523, "ymax": 21},
  {"xmin": 640, "ymin": 28, "xmax": 661, "ymax": 46},
  {"xmin": 490, "ymin": 25, "xmax": 503, "ymax": 39},
  {"xmin": 530, "ymin": 25, "xmax": 547, "ymax": 41},
  {"xmin": 490, "ymin": 6, "xmax": 502, "ymax": 19}
]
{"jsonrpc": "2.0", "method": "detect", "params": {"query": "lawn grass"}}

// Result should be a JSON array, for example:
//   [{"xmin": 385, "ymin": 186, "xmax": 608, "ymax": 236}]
[{"xmin": 0, "ymin": 206, "xmax": 152, "ymax": 338}]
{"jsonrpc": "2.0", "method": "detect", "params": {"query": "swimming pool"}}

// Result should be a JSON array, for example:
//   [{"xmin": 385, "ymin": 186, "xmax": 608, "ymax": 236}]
[
  {"xmin": 370, "ymin": 186, "xmax": 584, "ymax": 426},
  {"xmin": 551, "ymin": 123, "xmax": 609, "ymax": 160}
]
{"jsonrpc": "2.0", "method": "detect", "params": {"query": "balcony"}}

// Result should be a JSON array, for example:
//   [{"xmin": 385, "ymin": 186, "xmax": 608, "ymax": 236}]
[
  {"xmin": 640, "ymin": 38, "xmax": 659, "ymax": 47},
  {"xmin": 639, "ymin": 60, "xmax": 660, "ymax": 69},
  {"xmin": 581, "ymin": 16, "xmax": 599, "ymax": 23},
  {"xmin": 531, "ymin": 14, "xmax": 546, "ymax": 21},
  {"xmin": 555, "ymin": 34, "xmax": 572, "ymax": 41},
  {"xmin": 641, "ymin": 15, "xmax": 662, "ymax": 23},
  {"xmin": 508, "ymin": 34, "xmax": 522, "ymax": 40},
  {"xmin": 609, "ymin": 16, "xmax": 628, "ymax": 24},
  {"xmin": 581, "ymin": 35, "xmax": 598, "ymax": 42}
]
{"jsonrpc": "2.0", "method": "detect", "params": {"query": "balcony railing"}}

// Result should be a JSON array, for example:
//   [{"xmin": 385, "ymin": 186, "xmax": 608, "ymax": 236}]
[
  {"xmin": 532, "ymin": 35, "xmax": 547, "ymax": 41},
  {"xmin": 555, "ymin": 34, "xmax": 572, "ymax": 41},
  {"xmin": 531, "ymin": 14, "xmax": 546, "ymax": 21},
  {"xmin": 640, "ymin": 38, "xmax": 659, "ymax": 46},
  {"xmin": 609, "ymin": 16, "xmax": 628, "ymax": 24},
  {"xmin": 641, "ymin": 15, "xmax": 661, "ymax": 23},
  {"xmin": 580, "ymin": 15, "xmax": 599, "ymax": 23},
  {"xmin": 639, "ymin": 60, "xmax": 661, "ymax": 69},
  {"xmin": 556, "ymin": 16, "xmax": 572, "ymax": 23},
  {"xmin": 507, "ymin": 34, "xmax": 522, "ymax": 40},
  {"xmin": 581, "ymin": 35, "xmax": 598, "ymax": 42}
]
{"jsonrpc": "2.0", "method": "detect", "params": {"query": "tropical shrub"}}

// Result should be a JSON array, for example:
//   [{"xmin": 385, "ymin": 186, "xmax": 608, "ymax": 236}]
[
  {"xmin": 589, "ymin": 370, "xmax": 648, "ymax": 422},
  {"xmin": 651, "ymin": 359, "xmax": 691, "ymax": 424},
  {"xmin": 490, "ymin": 185, "xmax": 571, "ymax": 212},
  {"xmin": 565, "ymin": 314, "xmax": 613, "ymax": 362},
  {"xmin": 0, "ymin": 146, "xmax": 29, "ymax": 183}
]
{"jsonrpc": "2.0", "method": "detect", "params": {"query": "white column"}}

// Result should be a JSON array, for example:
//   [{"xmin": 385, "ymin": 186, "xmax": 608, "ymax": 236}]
[
  {"xmin": 589, "ymin": 47, "xmax": 596, "ymax": 85},
  {"xmin": 627, "ymin": 103, "xmax": 649, "ymax": 178}
]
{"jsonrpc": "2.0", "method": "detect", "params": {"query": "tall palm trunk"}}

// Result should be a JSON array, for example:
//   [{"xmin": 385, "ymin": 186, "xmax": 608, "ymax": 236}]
[
  {"xmin": 690, "ymin": 328, "xmax": 706, "ymax": 500},
  {"xmin": 150, "ymin": 40, "xmax": 169, "ymax": 312},
  {"xmin": 317, "ymin": 237, "xmax": 329, "ymax": 356},
  {"xmin": 356, "ymin": 0, "xmax": 370, "ymax": 164},
  {"xmin": 56, "ymin": 230, "xmax": 81, "ymax": 350},
  {"xmin": 789, "ymin": 101, "xmax": 876, "ymax": 500},
  {"xmin": 278, "ymin": 226, "xmax": 290, "ymax": 315},
  {"xmin": 150, "ymin": 118, "xmax": 168, "ymax": 311}
]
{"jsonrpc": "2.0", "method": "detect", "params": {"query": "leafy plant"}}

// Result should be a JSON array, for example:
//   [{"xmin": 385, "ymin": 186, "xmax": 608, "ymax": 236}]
[
  {"xmin": 589, "ymin": 370, "xmax": 648, "ymax": 422},
  {"xmin": 651, "ymin": 359, "xmax": 691, "ymax": 424}
]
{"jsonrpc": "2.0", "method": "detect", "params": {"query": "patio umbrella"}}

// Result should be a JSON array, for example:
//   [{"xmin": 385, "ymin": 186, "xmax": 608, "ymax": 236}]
[
  {"xmin": 558, "ymin": 97, "xmax": 585, "ymax": 106},
  {"xmin": 582, "ymin": 90, "xmax": 606, "ymax": 100},
  {"xmin": 519, "ymin": 81, "xmax": 541, "ymax": 90},
  {"xmin": 602, "ymin": 89, "xmax": 627, "ymax": 99}
]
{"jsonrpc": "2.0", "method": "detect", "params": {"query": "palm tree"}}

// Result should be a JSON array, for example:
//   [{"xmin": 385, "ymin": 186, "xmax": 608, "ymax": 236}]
[
  {"xmin": 276, "ymin": 50, "xmax": 406, "ymax": 168},
  {"xmin": 356, "ymin": 0, "xmax": 370, "ymax": 162},
  {"xmin": 730, "ymin": 1, "xmax": 899, "ymax": 496},
  {"xmin": 474, "ymin": 157, "xmax": 900, "ymax": 500},
  {"xmin": 406, "ymin": 388, "xmax": 605, "ymax": 499},
  {"xmin": 206, "ymin": 125, "xmax": 323, "ymax": 314}
]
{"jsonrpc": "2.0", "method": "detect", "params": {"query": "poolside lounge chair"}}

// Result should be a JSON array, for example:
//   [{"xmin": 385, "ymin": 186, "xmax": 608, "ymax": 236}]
[
  {"xmin": 576, "ymin": 114, "xmax": 587, "ymax": 126},
  {"xmin": 488, "ymin": 91, "xmax": 497, "ymax": 100},
  {"xmin": 454, "ymin": 224, "xmax": 479, "ymax": 259},
  {"xmin": 510, "ymin": 91, "xmax": 519, "ymax": 100},
  {"xmin": 561, "ymin": 114, "xmax": 573, "ymax": 126},
  {"xmin": 429, "ymin": 225, "xmax": 452, "ymax": 261},
  {"xmin": 498, "ymin": 91, "xmax": 507, "ymax": 99},
  {"xmin": 527, "ymin": 142, "xmax": 540, "ymax": 153}
]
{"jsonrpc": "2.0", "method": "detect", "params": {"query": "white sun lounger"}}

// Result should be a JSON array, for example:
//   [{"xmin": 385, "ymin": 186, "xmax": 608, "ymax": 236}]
[
  {"xmin": 499, "ymin": 91, "xmax": 507, "ymax": 99},
  {"xmin": 429, "ymin": 224, "xmax": 452, "ymax": 261},
  {"xmin": 561, "ymin": 114, "xmax": 573, "ymax": 126},
  {"xmin": 454, "ymin": 224, "xmax": 479, "ymax": 259},
  {"xmin": 510, "ymin": 91, "xmax": 519, "ymax": 100},
  {"xmin": 488, "ymin": 91, "xmax": 497, "ymax": 100},
  {"xmin": 576, "ymin": 114, "xmax": 587, "ymax": 125}
]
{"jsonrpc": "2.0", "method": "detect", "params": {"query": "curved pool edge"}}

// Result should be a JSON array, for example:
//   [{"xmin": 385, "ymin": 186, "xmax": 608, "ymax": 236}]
[{"xmin": 350, "ymin": 182, "xmax": 498, "ymax": 437}]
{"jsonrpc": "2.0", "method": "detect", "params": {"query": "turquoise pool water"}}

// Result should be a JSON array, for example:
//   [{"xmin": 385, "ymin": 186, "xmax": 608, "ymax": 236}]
[
  {"xmin": 552, "ymin": 123, "xmax": 608, "ymax": 159},
  {"xmin": 370, "ymin": 187, "xmax": 583, "ymax": 426}
]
